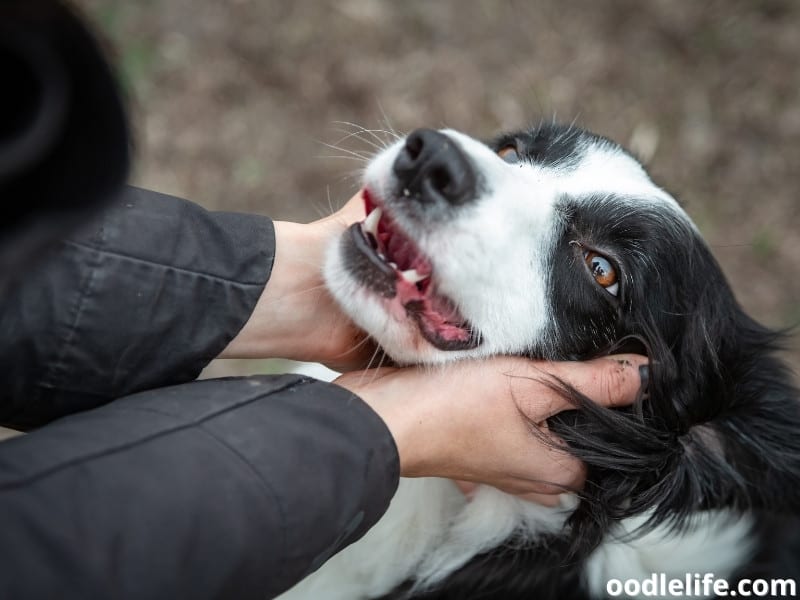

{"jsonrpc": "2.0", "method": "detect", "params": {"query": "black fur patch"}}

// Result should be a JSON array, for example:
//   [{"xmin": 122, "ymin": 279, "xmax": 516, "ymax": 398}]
[
  {"xmin": 490, "ymin": 122, "xmax": 621, "ymax": 170},
  {"xmin": 382, "ymin": 128, "xmax": 800, "ymax": 599}
]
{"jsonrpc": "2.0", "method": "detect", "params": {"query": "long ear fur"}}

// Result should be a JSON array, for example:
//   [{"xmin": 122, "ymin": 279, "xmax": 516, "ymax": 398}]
[{"xmin": 546, "ymin": 242, "xmax": 800, "ymax": 557}]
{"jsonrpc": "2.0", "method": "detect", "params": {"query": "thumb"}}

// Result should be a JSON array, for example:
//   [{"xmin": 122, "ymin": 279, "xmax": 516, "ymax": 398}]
[{"xmin": 532, "ymin": 354, "xmax": 649, "ymax": 419}]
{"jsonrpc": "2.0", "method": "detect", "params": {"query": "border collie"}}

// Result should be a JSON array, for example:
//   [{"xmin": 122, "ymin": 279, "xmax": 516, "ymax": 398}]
[{"xmin": 280, "ymin": 123, "xmax": 800, "ymax": 599}]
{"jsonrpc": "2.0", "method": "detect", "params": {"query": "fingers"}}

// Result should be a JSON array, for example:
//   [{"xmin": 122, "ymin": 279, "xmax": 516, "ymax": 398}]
[
  {"xmin": 316, "ymin": 190, "xmax": 366, "ymax": 228},
  {"xmin": 452, "ymin": 431, "xmax": 586, "ymax": 500},
  {"xmin": 322, "ymin": 330, "xmax": 381, "ymax": 371},
  {"xmin": 570, "ymin": 353, "xmax": 649, "ymax": 408},
  {"xmin": 534, "ymin": 444, "xmax": 587, "ymax": 493},
  {"xmin": 341, "ymin": 354, "xmax": 646, "ymax": 506},
  {"xmin": 453, "ymin": 452, "xmax": 584, "ymax": 506},
  {"xmin": 453, "ymin": 480, "xmax": 567, "ymax": 507},
  {"xmin": 512, "ymin": 491, "xmax": 565, "ymax": 507},
  {"xmin": 514, "ymin": 353, "xmax": 648, "ymax": 420}
]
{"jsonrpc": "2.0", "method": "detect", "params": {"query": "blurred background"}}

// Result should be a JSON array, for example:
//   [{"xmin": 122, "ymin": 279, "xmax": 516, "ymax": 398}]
[{"xmin": 75, "ymin": 0, "xmax": 799, "ymax": 376}]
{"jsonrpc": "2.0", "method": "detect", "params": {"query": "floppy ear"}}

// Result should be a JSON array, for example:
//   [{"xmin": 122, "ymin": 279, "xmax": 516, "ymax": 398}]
[
  {"xmin": 547, "ymin": 269, "xmax": 800, "ymax": 557},
  {"xmin": 680, "ymin": 312, "xmax": 800, "ymax": 512},
  {"xmin": 643, "ymin": 265, "xmax": 800, "ymax": 518}
]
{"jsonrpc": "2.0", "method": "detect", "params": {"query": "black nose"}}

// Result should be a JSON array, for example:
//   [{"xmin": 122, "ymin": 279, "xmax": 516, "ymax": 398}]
[{"xmin": 392, "ymin": 129, "xmax": 476, "ymax": 206}]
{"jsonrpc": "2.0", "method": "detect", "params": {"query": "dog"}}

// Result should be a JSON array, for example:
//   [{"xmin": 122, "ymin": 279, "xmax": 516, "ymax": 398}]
[{"xmin": 279, "ymin": 123, "xmax": 800, "ymax": 599}]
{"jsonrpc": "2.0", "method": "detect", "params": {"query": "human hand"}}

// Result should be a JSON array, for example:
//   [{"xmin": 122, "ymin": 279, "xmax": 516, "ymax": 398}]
[
  {"xmin": 219, "ymin": 191, "xmax": 378, "ymax": 370},
  {"xmin": 334, "ymin": 354, "xmax": 648, "ymax": 504}
]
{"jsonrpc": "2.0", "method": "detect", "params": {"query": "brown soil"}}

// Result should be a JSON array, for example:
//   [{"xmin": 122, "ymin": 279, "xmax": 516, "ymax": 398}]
[{"xmin": 76, "ymin": 0, "xmax": 800, "ymax": 374}]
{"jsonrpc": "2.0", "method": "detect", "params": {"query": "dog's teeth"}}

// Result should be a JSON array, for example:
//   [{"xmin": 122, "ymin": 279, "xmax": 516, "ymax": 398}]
[
  {"xmin": 400, "ymin": 269, "xmax": 429, "ymax": 284},
  {"xmin": 389, "ymin": 262, "xmax": 398, "ymax": 269},
  {"xmin": 363, "ymin": 208, "xmax": 382, "ymax": 236}
]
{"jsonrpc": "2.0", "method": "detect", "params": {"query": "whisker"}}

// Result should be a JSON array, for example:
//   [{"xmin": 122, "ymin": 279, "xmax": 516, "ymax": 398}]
[
  {"xmin": 363, "ymin": 349, "xmax": 390, "ymax": 386},
  {"xmin": 331, "ymin": 128, "xmax": 386, "ymax": 154},
  {"xmin": 375, "ymin": 101, "xmax": 402, "ymax": 141},
  {"xmin": 324, "ymin": 185, "xmax": 336, "ymax": 217},
  {"xmin": 255, "ymin": 283, "xmax": 330, "ymax": 309},
  {"xmin": 359, "ymin": 343, "xmax": 386, "ymax": 386},
  {"xmin": 317, "ymin": 141, "xmax": 372, "ymax": 162},
  {"xmin": 315, "ymin": 153, "xmax": 371, "ymax": 164},
  {"xmin": 329, "ymin": 331, "xmax": 376, "ymax": 364},
  {"xmin": 332, "ymin": 120, "xmax": 397, "ymax": 150}
]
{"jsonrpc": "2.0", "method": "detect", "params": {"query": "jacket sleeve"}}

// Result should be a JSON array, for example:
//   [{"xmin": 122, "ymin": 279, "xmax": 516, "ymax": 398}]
[
  {"xmin": 0, "ymin": 185, "xmax": 401, "ymax": 597},
  {"xmin": 0, "ymin": 374, "xmax": 400, "ymax": 600},
  {"xmin": 1, "ymin": 186, "xmax": 274, "ymax": 429}
]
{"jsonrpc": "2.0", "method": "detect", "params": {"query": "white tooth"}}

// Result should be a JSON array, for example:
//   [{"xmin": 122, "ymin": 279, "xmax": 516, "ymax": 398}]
[
  {"xmin": 363, "ymin": 208, "xmax": 382, "ymax": 236},
  {"xmin": 400, "ymin": 269, "xmax": 429, "ymax": 284},
  {"xmin": 389, "ymin": 262, "xmax": 398, "ymax": 269}
]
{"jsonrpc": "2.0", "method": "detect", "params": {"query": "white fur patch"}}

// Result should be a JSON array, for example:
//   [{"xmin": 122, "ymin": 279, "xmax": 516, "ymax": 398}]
[
  {"xmin": 584, "ymin": 512, "xmax": 755, "ymax": 599},
  {"xmin": 278, "ymin": 479, "xmax": 572, "ymax": 600},
  {"xmin": 279, "ymin": 478, "xmax": 465, "ymax": 600}
]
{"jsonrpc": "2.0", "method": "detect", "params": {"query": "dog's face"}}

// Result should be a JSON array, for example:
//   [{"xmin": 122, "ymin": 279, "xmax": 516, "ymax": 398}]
[
  {"xmin": 325, "ymin": 123, "xmax": 695, "ymax": 365},
  {"xmin": 325, "ymin": 122, "xmax": 800, "ymax": 547}
]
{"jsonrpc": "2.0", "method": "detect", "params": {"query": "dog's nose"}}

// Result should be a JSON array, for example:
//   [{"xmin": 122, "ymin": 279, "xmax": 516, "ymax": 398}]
[{"xmin": 392, "ymin": 129, "xmax": 476, "ymax": 206}]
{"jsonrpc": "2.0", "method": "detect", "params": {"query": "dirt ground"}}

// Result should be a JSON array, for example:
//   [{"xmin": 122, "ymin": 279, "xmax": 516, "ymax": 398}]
[{"xmin": 75, "ymin": 0, "xmax": 800, "ymax": 375}]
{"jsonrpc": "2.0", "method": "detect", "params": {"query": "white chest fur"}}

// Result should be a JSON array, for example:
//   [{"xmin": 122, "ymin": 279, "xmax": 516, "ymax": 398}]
[
  {"xmin": 279, "ymin": 476, "xmax": 753, "ymax": 600},
  {"xmin": 278, "ymin": 477, "xmax": 569, "ymax": 600}
]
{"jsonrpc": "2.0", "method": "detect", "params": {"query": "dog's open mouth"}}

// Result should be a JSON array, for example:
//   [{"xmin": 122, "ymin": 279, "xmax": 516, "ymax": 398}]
[{"xmin": 343, "ymin": 189, "xmax": 480, "ymax": 351}]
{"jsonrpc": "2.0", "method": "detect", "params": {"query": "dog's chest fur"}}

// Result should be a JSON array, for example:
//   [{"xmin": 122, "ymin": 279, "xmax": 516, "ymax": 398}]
[{"xmin": 280, "ymin": 480, "xmax": 753, "ymax": 600}]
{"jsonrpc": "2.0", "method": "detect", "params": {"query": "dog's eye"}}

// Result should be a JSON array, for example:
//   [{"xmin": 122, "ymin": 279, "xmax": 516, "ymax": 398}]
[
  {"xmin": 584, "ymin": 251, "xmax": 619, "ymax": 296},
  {"xmin": 498, "ymin": 145, "xmax": 520, "ymax": 164}
]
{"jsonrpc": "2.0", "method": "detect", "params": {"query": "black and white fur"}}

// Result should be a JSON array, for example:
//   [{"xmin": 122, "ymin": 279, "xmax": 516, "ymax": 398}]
[{"xmin": 280, "ymin": 123, "xmax": 800, "ymax": 599}]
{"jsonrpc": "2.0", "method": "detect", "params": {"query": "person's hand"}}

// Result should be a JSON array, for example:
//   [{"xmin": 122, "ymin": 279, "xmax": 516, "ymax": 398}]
[
  {"xmin": 219, "ymin": 191, "xmax": 378, "ymax": 370},
  {"xmin": 335, "ymin": 354, "xmax": 648, "ymax": 505}
]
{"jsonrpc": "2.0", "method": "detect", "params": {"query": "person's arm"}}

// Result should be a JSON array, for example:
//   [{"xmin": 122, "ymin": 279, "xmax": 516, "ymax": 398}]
[
  {"xmin": 0, "ymin": 375, "xmax": 399, "ymax": 600},
  {"xmin": 337, "ymin": 354, "xmax": 648, "ymax": 503},
  {"xmin": 0, "ymin": 181, "xmax": 646, "ymax": 599},
  {"xmin": 0, "ymin": 186, "xmax": 275, "ymax": 428},
  {"xmin": 218, "ymin": 192, "xmax": 374, "ymax": 369},
  {"xmin": 0, "ymin": 354, "xmax": 645, "ymax": 600},
  {"xmin": 0, "ymin": 186, "xmax": 372, "ymax": 430}
]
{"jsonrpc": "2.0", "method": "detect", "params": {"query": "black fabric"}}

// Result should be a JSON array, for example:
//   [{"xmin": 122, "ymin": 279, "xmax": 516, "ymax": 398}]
[
  {"xmin": 0, "ymin": 375, "xmax": 399, "ymax": 600},
  {"xmin": 1, "ymin": 185, "xmax": 274, "ymax": 429},
  {"xmin": 0, "ymin": 186, "xmax": 401, "ymax": 599}
]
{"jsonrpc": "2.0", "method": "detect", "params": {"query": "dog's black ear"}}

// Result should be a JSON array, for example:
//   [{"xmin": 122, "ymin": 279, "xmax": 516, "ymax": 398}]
[
  {"xmin": 648, "ymin": 239, "xmax": 800, "ymax": 519},
  {"xmin": 547, "ymin": 301, "xmax": 800, "ymax": 557},
  {"xmin": 678, "ymin": 313, "xmax": 800, "ymax": 513}
]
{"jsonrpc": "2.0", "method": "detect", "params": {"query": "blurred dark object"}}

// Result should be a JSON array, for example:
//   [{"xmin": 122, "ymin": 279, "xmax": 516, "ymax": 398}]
[{"xmin": 0, "ymin": 0, "xmax": 129, "ymax": 286}]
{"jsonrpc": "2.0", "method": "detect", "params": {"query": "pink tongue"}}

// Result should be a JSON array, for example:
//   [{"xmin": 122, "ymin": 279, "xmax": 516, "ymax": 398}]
[
  {"xmin": 377, "ymin": 211, "xmax": 464, "ymax": 342},
  {"xmin": 396, "ymin": 278, "xmax": 471, "ymax": 343},
  {"xmin": 421, "ymin": 296, "xmax": 472, "ymax": 341}
]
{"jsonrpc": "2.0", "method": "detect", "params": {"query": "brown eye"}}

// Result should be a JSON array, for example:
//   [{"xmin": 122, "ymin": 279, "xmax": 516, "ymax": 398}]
[
  {"xmin": 584, "ymin": 251, "xmax": 620, "ymax": 296},
  {"xmin": 498, "ymin": 145, "xmax": 519, "ymax": 163}
]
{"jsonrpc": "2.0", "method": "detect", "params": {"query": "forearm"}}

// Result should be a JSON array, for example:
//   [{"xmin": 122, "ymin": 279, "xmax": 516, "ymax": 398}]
[
  {"xmin": 219, "ymin": 193, "xmax": 373, "ymax": 370},
  {"xmin": 0, "ymin": 186, "xmax": 273, "ymax": 428},
  {"xmin": 0, "ymin": 375, "xmax": 398, "ymax": 599},
  {"xmin": 219, "ymin": 220, "xmax": 360, "ymax": 363}
]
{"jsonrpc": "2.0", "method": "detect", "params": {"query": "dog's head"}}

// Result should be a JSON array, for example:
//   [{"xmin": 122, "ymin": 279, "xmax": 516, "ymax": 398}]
[
  {"xmin": 325, "ymin": 124, "xmax": 700, "ymax": 364},
  {"xmin": 324, "ymin": 123, "xmax": 800, "ymax": 549}
]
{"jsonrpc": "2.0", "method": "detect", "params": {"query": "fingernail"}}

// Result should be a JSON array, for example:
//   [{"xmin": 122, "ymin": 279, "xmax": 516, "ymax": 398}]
[{"xmin": 638, "ymin": 364, "xmax": 650, "ymax": 395}]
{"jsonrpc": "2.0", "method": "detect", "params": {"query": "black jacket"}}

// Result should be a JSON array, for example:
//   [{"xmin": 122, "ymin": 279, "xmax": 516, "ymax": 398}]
[{"xmin": 0, "ymin": 186, "xmax": 400, "ymax": 599}]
